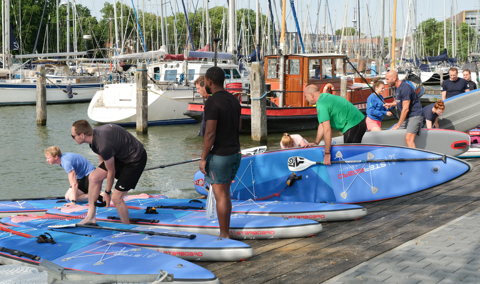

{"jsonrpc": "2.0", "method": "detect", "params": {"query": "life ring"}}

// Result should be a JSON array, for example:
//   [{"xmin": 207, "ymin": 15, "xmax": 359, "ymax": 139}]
[{"xmin": 323, "ymin": 83, "xmax": 336, "ymax": 95}]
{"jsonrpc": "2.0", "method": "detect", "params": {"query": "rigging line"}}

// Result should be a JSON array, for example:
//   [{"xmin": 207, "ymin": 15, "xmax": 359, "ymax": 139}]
[{"xmin": 230, "ymin": 160, "xmax": 254, "ymax": 196}]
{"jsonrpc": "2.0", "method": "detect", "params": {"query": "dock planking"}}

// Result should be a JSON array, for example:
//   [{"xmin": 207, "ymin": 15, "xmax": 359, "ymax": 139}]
[{"xmin": 197, "ymin": 158, "xmax": 480, "ymax": 283}]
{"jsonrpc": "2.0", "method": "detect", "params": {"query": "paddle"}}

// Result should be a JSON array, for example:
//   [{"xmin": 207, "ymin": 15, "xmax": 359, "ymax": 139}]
[
  {"xmin": 287, "ymin": 155, "xmax": 447, "ymax": 172},
  {"xmin": 345, "ymin": 56, "xmax": 399, "ymax": 120},
  {"xmin": 144, "ymin": 146, "xmax": 268, "ymax": 171},
  {"xmin": 48, "ymin": 223, "xmax": 196, "ymax": 239},
  {"xmin": 145, "ymin": 158, "xmax": 201, "ymax": 171}
]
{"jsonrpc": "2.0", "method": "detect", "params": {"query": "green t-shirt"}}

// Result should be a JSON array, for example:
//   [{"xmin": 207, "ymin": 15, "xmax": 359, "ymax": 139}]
[{"xmin": 316, "ymin": 93, "xmax": 365, "ymax": 133}]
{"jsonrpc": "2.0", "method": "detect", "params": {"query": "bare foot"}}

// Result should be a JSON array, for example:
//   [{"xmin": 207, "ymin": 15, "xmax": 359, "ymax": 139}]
[{"xmin": 78, "ymin": 218, "xmax": 97, "ymax": 225}]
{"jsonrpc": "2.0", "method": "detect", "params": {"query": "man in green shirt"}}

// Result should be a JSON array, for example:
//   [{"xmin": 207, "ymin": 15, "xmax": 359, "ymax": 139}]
[{"xmin": 304, "ymin": 84, "xmax": 366, "ymax": 165}]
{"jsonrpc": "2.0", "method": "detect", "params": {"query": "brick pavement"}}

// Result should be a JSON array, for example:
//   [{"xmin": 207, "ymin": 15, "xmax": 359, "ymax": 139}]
[{"xmin": 323, "ymin": 208, "xmax": 480, "ymax": 284}]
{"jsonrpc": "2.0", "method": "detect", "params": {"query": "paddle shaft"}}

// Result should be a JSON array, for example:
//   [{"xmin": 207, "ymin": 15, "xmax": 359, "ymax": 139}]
[
  {"xmin": 316, "ymin": 156, "xmax": 446, "ymax": 165},
  {"xmin": 145, "ymin": 158, "xmax": 201, "ymax": 171},
  {"xmin": 345, "ymin": 57, "xmax": 399, "ymax": 120},
  {"xmin": 77, "ymin": 224, "xmax": 196, "ymax": 239}
]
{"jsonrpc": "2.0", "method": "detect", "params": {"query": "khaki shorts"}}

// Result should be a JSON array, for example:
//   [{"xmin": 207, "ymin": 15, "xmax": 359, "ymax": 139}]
[{"xmin": 399, "ymin": 115, "xmax": 423, "ymax": 135}]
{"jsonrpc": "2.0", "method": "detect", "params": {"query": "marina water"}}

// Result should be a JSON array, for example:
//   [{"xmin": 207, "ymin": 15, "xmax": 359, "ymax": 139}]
[{"xmin": 1, "ymin": 102, "xmax": 327, "ymax": 199}]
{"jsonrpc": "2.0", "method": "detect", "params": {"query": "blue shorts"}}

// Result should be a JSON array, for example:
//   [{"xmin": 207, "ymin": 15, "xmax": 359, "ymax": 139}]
[{"xmin": 205, "ymin": 152, "xmax": 242, "ymax": 184}]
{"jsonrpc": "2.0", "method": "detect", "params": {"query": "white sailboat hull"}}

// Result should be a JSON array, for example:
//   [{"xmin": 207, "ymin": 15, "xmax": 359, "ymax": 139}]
[
  {"xmin": 0, "ymin": 82, "xmax": 102, "ymax": 105},
  {"xmin": 88, "ymin": 83, "xmax": 204, "ymax": 125}
]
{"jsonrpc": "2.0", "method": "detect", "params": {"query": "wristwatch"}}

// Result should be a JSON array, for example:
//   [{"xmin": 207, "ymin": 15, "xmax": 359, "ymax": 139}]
[{"xmin": 105, "ymin": 190, "xmax": 112, "ymax": 195}]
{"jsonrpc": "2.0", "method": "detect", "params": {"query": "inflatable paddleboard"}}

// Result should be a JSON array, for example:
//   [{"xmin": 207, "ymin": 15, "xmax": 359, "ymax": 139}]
[
  {"xmin": 457, "ymin": 144, "xmax": 480, "ymax": 159},
  {"xmin": 438, "ymin": 88, "xmax": 480, "ymax": 132},
  {"xmin": 130, "ymin": 196, "xmax": 367, "ymax": 222},
  {"xmin": 0, "ymin": 225, "xmax": 218, "ymax": 283},
  {"xmin": 1, "ymin": 215, "xmax": 253, "ymax": 262},
  {"xmin": 205, "ymin": 144, "xmax": 471, "ymax": 204},
  {"xmin": 44, "ymin": 206, "xmax": 323, "ymax": 239},
  {"xmin": 324, "ymin": 129, "xmax": 470, "ymax": 157},
  {"xmin": 0, "ymin": 194, "xmax": 166, "ymax": 217}
]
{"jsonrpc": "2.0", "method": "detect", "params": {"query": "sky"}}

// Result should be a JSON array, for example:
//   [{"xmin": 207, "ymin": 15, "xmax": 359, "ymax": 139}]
[{"xmin": 77, "ymin": 0, "xmax": 480, "ymax": 38}]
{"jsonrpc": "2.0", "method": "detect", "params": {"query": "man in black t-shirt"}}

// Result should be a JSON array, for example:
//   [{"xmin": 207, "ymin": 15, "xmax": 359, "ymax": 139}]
[
  {"xmin": 71, "ymin": 120, "xmax": 147, "ymax": 225},
  {"xmin": 462, "ymin": 69, "xmax": 477, "ymax": 91},
  {"xmin": 199, "ymin": 67, "xmax": 242, "ymax": 239},
  {"xmin": 441, "ymin": 67, "xmax": 470, "ymax": 100}
]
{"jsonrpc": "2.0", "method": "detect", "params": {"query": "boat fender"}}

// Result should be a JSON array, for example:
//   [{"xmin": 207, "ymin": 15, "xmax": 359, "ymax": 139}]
[
  {"xmin": 323, "ymin": 83, "xmax": 336, "ymax": 95},
  {"xmin": 36, "ymin": 233, "xmax": 56, "ymax": 244}
]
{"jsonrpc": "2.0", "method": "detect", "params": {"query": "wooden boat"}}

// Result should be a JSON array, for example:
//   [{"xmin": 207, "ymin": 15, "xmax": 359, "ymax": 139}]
[{"xmin": 184, "ymin": 53, "xmax": 394, "ymax": 133}]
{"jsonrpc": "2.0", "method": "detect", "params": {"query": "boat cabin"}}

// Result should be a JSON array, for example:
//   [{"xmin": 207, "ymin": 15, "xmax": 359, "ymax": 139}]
[{"xmin": 264, "ymin": 53, "xmax": 389, "ymax": 109}]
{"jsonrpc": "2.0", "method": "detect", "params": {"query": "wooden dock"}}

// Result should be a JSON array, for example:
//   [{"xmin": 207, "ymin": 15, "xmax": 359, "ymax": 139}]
[{"xmin": 198, "ymin": 158, "xmax": 480, "ymax": 283}]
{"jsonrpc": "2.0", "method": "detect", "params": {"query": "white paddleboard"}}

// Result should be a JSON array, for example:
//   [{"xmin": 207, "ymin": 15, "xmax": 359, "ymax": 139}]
[
  {"xmin": 323, "ymin": 129, "xmax": 469, "ymax": 156},
  {"xmin": 438, "ymin": 89, "xmax": 480, "ymax": 132}
]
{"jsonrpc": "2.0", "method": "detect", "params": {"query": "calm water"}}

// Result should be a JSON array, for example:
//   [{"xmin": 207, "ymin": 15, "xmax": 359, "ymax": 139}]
[{"xmin": 0, "ymin": 102, "xmax": 327, "ymax": 199}]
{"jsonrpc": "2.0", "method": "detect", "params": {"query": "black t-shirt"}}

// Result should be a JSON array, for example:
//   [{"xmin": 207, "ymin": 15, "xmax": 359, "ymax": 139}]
[
  {"xmin": 467, "ymin": 80, "xmax": 477, "ymax": 91},
  {"xmin": 442, "ymin": 78, "xmax": 469, "ymax": 98},
  {"xmin": 395, "ymin": 81, "xmax": 423, "ymax": 117},
  {"xmin": 204, "ymin": 90, "xmax": 241, "ymax": 155},
  {"xmin": 90, "ymin": 124, "xmax": 145, "ymax": 163},
  {"xmin": 422, "ymin": 103, "xmax": 438, "ymax": 127}
]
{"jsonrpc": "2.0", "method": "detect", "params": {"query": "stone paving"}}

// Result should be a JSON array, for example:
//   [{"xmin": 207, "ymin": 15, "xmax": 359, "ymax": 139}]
[{"xmin": 324, "ymin": 208, "xmax": 480, "ymax": 284}]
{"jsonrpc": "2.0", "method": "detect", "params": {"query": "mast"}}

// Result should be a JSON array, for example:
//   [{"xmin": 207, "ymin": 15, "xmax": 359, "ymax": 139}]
[
  {"xmin": 206, "ymin": 0, "xmax": 210, "ymax": 49},
  {"xmin": 391, "ymin": 0, "xmax": 397, "ymax": 68},
  {"xmin": 228, "ymin": 0, "xmax": 236, "ymax": 63},
  {"xmin": 339, "ymin": 0, "xmax": 349, "ymax": 54},
  {"xmin": 444, "ymin": 0, "xmax": 446, "ymax": 49},
  {"xmin": 160, "ymin": 0, "xmax": 165, "ymax": 48},
  {"xmin": 278, "ymin": 0, "xmax": 286, "ymax": 107},
  {"xmin": 380, "ymin": 0, "xmax": 384, "ymax": 66},
  {"xmin": 57, "ymin": 0, "xmax": 59, "ymax": 53},
  {"xmin": 4, "ymin": 0, "xmax": 10, "ymax": 69},
  {"xmin": 67, "ymin": 0, "xmax": 70, "ymax": 56},
  {"xmin": 113, "ymin": 0, "xmax": 119, "ymax": 57}
]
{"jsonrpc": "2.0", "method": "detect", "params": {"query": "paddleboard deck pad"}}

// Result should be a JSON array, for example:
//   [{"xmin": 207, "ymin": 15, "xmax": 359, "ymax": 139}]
[
  {"xmin": 1, "ymin": 215, "xmax": 253, "ymax": 262},
  {"xmin": 130, "ymin": 196, "xmax": 367, "ymax": 222},
  {"xmin": 0, "ymin": 225, "xmax": 218, "ymax": 283},
  {"xmin": 325, "ymin": 129, "xmax": 470, "ymax": 156},
  {"xmin": 44, "ymin": 206, "xmax": 322, "ymax": 239},
  {"xmin": 210, "ymin": 144, "xmax": 471, "ymax": 204}
]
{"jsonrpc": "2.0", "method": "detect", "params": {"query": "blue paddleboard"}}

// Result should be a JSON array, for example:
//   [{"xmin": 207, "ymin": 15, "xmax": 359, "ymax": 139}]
[
  {"xmin": 0, "ymin": 194, "xmax": 166, "ymax": 217},
  {"xmin": 0, "ymin": 226, "xmax": 218, "ymax": 283},
  {"xmin": 126, "ymin": 197, "xmax": 368, "ymax": 222},
  {"xmin": 196, "ymin": 144, "xmax": 471, "ymax": 204},
  {"xmin": 45, "ymin": 206, "xmax": 323, "ymax": 239},
  {"xmin": 1, "ymin": 215, "xmax": 253, "ymax": 262}
]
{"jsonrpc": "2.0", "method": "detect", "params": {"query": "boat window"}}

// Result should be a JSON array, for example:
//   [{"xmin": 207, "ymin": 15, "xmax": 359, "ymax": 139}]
[
  {"xmin": 309, "ymin": 59, "xmax": 321, "ymax": 79},
  {"xmin": 231, "ymin": 68, "xmax": 241, "ymax": 79},
  {"xmin": 188, "ymin": 69, "xmax": 195, "ymax": 81},
  {"xmin": 335, "ymin": 59, "xmax": 344, "ymax": 77},
  {"xmin": 154, "ymin": 67, "xmax": 160, "ymax": 80},
  {"xmin": 287, "ymin": 59, "xmax": 300, "ymax": 75},
  {"xmin": 164, "ymin": 70, "xmax": 177, "ymax": 81},
  {"xmin": 267, "ymin": 58, "xmax": 278, "ymax": 79},
  {"xmin": 322, "ymin": 59, "xmax": 333, "ymax": 79},
  {"xmin": 223, "ymin": 69, "xmax": 231, "ymax": 79}
]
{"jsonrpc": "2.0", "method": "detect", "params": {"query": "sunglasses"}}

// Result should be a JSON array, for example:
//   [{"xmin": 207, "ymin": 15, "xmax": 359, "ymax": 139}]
[{"xmin": 71, "ymin": 134, "xmax": 77, "ymax": 139}]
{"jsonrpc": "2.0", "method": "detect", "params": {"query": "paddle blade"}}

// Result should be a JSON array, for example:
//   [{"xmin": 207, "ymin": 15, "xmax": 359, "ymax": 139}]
[{"xmin": 288, "ymin": 156, "xmax": 318, "ymax": 172}]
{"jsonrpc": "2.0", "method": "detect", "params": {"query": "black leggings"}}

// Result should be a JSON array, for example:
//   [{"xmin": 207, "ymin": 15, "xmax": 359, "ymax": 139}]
[{"xmin": 343, "ymin": 117, "xmax": 367, "ymax": 143}]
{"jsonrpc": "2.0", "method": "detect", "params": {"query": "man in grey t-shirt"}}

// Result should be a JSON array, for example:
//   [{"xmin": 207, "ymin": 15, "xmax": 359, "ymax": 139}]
[{"xmin": 71, "ymin": 120, "xmax": 147, "ymax": 225}]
